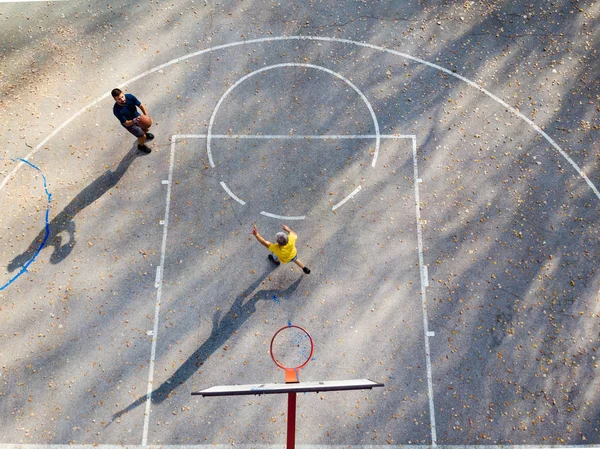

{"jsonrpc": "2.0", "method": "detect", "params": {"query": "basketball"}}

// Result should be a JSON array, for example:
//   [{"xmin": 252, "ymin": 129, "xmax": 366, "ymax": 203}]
[{"xmin": 137, "ymin": 114, "xmax": 152, "ymax": 128}]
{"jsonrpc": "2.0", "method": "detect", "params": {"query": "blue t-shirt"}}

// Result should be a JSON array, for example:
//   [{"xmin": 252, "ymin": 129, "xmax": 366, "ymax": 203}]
[{"xmin": 113, "ymin": 93, "xmax": 141, "ymax": 126}]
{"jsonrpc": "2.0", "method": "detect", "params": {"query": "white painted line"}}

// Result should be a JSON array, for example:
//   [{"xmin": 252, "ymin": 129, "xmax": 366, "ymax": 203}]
[
  {"xmin": 2, "ymin": 445, "xmax": 594, "ymax": 449},
  {"xmin": 141, "ymin": 137, "xmax": 178, "ymax": 446},
  {"xmin": 411, "ymin": 136, "xmax": 437, "ymax": 445},
  {"xmin": 422, "ymin": 265, "xmax": 429, "ymax": 287},
  {"xmin": 206, "ymin": 63, "xmax": 381, "ymax": 169},
  {"xmin": 154, "ymin": 266, "xmax": 162, "ymax": 288},
  {"xmin": 331, "ymin": 185, "xmax": 362, "ymax": 211},
  {"xmin": 260, "ymin": 211, "xmax": 306, "ymax": 220},
  {"xmin": 177, "ymin": 134, "xmax": 412, "ymax": 140},
  {"xmin": 219, "ymin": 181, "xmax": 246, "ymax": 205},
  {"xmin": 427, "ymin": 331, "xmax": 435, "ymax": 337}
]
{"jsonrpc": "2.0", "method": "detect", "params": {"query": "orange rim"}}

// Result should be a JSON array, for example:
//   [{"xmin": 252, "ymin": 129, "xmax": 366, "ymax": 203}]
[{"xmin": 270, "ymin": 324, "xmax": 314, "ymax": 371}]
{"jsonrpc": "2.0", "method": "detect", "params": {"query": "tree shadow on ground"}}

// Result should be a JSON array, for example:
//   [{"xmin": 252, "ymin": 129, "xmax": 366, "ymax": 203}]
[
  {"xmin": 110, "ymin": 266, "xmax": 302, "ymax": 422},
  {"xmin": 7, "ymin": 145, "xmax": 146, "ymax": 272}
]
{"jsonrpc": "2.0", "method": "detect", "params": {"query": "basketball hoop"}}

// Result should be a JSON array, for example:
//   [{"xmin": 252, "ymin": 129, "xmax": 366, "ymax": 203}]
[
  {"xmin": 195, "ymin": 324, "xmax": 383, "ymax": 449},
  {"xmin": 270, "ymin": 324, "xmax": 314, "ymax": 383}
]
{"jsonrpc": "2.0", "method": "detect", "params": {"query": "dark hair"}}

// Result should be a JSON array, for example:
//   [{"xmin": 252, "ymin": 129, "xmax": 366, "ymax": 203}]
[{"xmin": 111, "ymin": 88, "xmax": 123, "ymax": 98}]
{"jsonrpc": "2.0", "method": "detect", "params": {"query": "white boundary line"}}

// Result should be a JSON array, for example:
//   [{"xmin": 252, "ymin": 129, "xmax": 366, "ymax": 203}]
[
  {"xmin": 1, "ymin": 445, "xmax": 597, "ymax": 449},
  {"xmin": 190, "ymin": 134, "xmax": 410, "ymax": 140},
  {"xmin": 410, "ymin": 136, "xmax": 437, "ymax": 445},
  {"xmin": 140, "ymin": 137, "xmax": 178, "ymax": 445},
  {"xmin": 205, "ymin": 63, "xmax": 381, "ymax": 169}
]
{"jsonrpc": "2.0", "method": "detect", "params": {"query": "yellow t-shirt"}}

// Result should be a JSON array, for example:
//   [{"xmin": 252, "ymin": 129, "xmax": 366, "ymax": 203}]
[{"xmin": 268, "ymin": 233, "xmax": 298, "ymax": 263}]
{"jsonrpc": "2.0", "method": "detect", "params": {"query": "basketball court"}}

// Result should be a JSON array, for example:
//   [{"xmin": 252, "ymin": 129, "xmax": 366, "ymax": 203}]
[{"xmin": 0, "ymin": 6, "xmax": 599, "ymax": 448}]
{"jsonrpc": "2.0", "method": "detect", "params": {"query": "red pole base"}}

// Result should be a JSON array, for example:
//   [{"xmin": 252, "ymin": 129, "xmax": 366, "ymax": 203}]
[{"xmin": 286, "ymin": 392, "xmax": 297, "ymax": 449}]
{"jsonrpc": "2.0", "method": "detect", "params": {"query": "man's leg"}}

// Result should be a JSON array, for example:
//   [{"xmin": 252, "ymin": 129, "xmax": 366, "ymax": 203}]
[
  {"xmin": 293, "ymin": 258, "xmax": 310, "ymax": 274},
  {"xmin": 129, "ymin": 124, "xmax": 151, "ymax": 153},
  {"xmin": 141, "ymin": 126, "xmax": 154, "ymax": 141}
]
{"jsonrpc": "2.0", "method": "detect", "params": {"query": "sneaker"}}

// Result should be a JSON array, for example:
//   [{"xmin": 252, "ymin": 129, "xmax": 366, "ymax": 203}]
[
  {"xmin": 145, "ymin": 133, "xmax": 154, "ymax": 141},
  {"xmin": 137, "ymin": 144, "xmax": 152, "ymax": 153},
  {"xmin": 268, "ymin": 254, "xmax": 280, "ymax": 266},
  {"xmin": 303, "ymin": 267, "xmax": 311, "ymax": 274}
]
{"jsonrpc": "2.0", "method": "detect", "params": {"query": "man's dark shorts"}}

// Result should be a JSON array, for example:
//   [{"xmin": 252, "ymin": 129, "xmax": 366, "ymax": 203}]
[{"xmin": 124, "ymin": 124, "xmax": 145, "ymax": 138}]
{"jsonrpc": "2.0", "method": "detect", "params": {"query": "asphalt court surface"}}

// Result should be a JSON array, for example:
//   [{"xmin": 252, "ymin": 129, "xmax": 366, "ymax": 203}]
[{"xmin": 1, "ymin": 2, "xmax": 599, "ymax": 446}]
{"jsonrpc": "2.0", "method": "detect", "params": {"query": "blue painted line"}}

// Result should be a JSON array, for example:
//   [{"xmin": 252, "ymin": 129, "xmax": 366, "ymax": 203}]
[{"xmin": 0, "ymin": 158, "xmax": 52, "ymax": 291}]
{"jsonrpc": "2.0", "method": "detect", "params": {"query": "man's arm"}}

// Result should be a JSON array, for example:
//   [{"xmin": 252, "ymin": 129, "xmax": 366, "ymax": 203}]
[
  {"xmin": 251, "ymin": 225, "xmax": 271, "ymax": 249},
  {"xmin": 282, "ymin": 224, "xmax": 297, "ymax": 236},
  {"xmin": 139, "ymin": 103, "xmax": 149, "ymax": 116}
]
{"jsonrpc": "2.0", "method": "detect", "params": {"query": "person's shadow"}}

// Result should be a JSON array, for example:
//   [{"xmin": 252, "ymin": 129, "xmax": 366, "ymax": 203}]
[
  {"xmin": 7, "ymin": 146, "xmax": 144, "ymax": 272},
  {"xmin": 110, "ymin": 267, "xmax": 302, "ymax": 422}
]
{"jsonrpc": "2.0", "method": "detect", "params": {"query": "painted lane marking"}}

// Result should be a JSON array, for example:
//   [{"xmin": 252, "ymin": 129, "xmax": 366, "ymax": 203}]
[
  {"xmin": 1, "ymin": 445, "xmax": 594, "ymax": 449},
  {"xmin": 206, "ymin": 63, "xmax": 381, "ymax": 169},
  {"xmin": 140, "ymin": 137, "xmax": 177, "ymax": 446},
  {"xmin": 411, "ymin": 136, "xmax": 437, "ymax": 445},
  {"xmin": 331, "ymin": 185, "xmax": 362, "ymax": 211},
  {"xmin": 193, "ymin": 134, "xmax": 408, "ymax": 140},
  {"xmin": 154, "ymin": 266, "xmax": 162, "ymax": 288},
  {"xmin": 260, "ymin": 211, "xmax": 306, "ymax": 220},
  {"xmin": 219, "ymin": 181, "xmax": 246, "ymax": 205}
]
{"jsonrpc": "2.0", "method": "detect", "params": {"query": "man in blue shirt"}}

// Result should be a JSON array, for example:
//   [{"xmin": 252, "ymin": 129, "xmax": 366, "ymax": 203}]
[{"xmin": 112, "ymin": 88, "xmax": 154, "ymax": 153}]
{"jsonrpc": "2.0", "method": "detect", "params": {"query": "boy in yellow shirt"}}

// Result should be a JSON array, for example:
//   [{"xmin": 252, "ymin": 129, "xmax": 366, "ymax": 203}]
[{"xmin": 251, "ymin": 224, "xmax": 310, "ymax": 274}]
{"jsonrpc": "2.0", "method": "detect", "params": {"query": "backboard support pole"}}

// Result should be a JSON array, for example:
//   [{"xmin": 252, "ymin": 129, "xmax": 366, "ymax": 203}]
[
  {"xmin": 193, "ymin": 379, "xmax": 384, "ymax": 448},
  {"xmin": 287, "ymin": 392, "xmax": 297, "ymax": 449}
]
